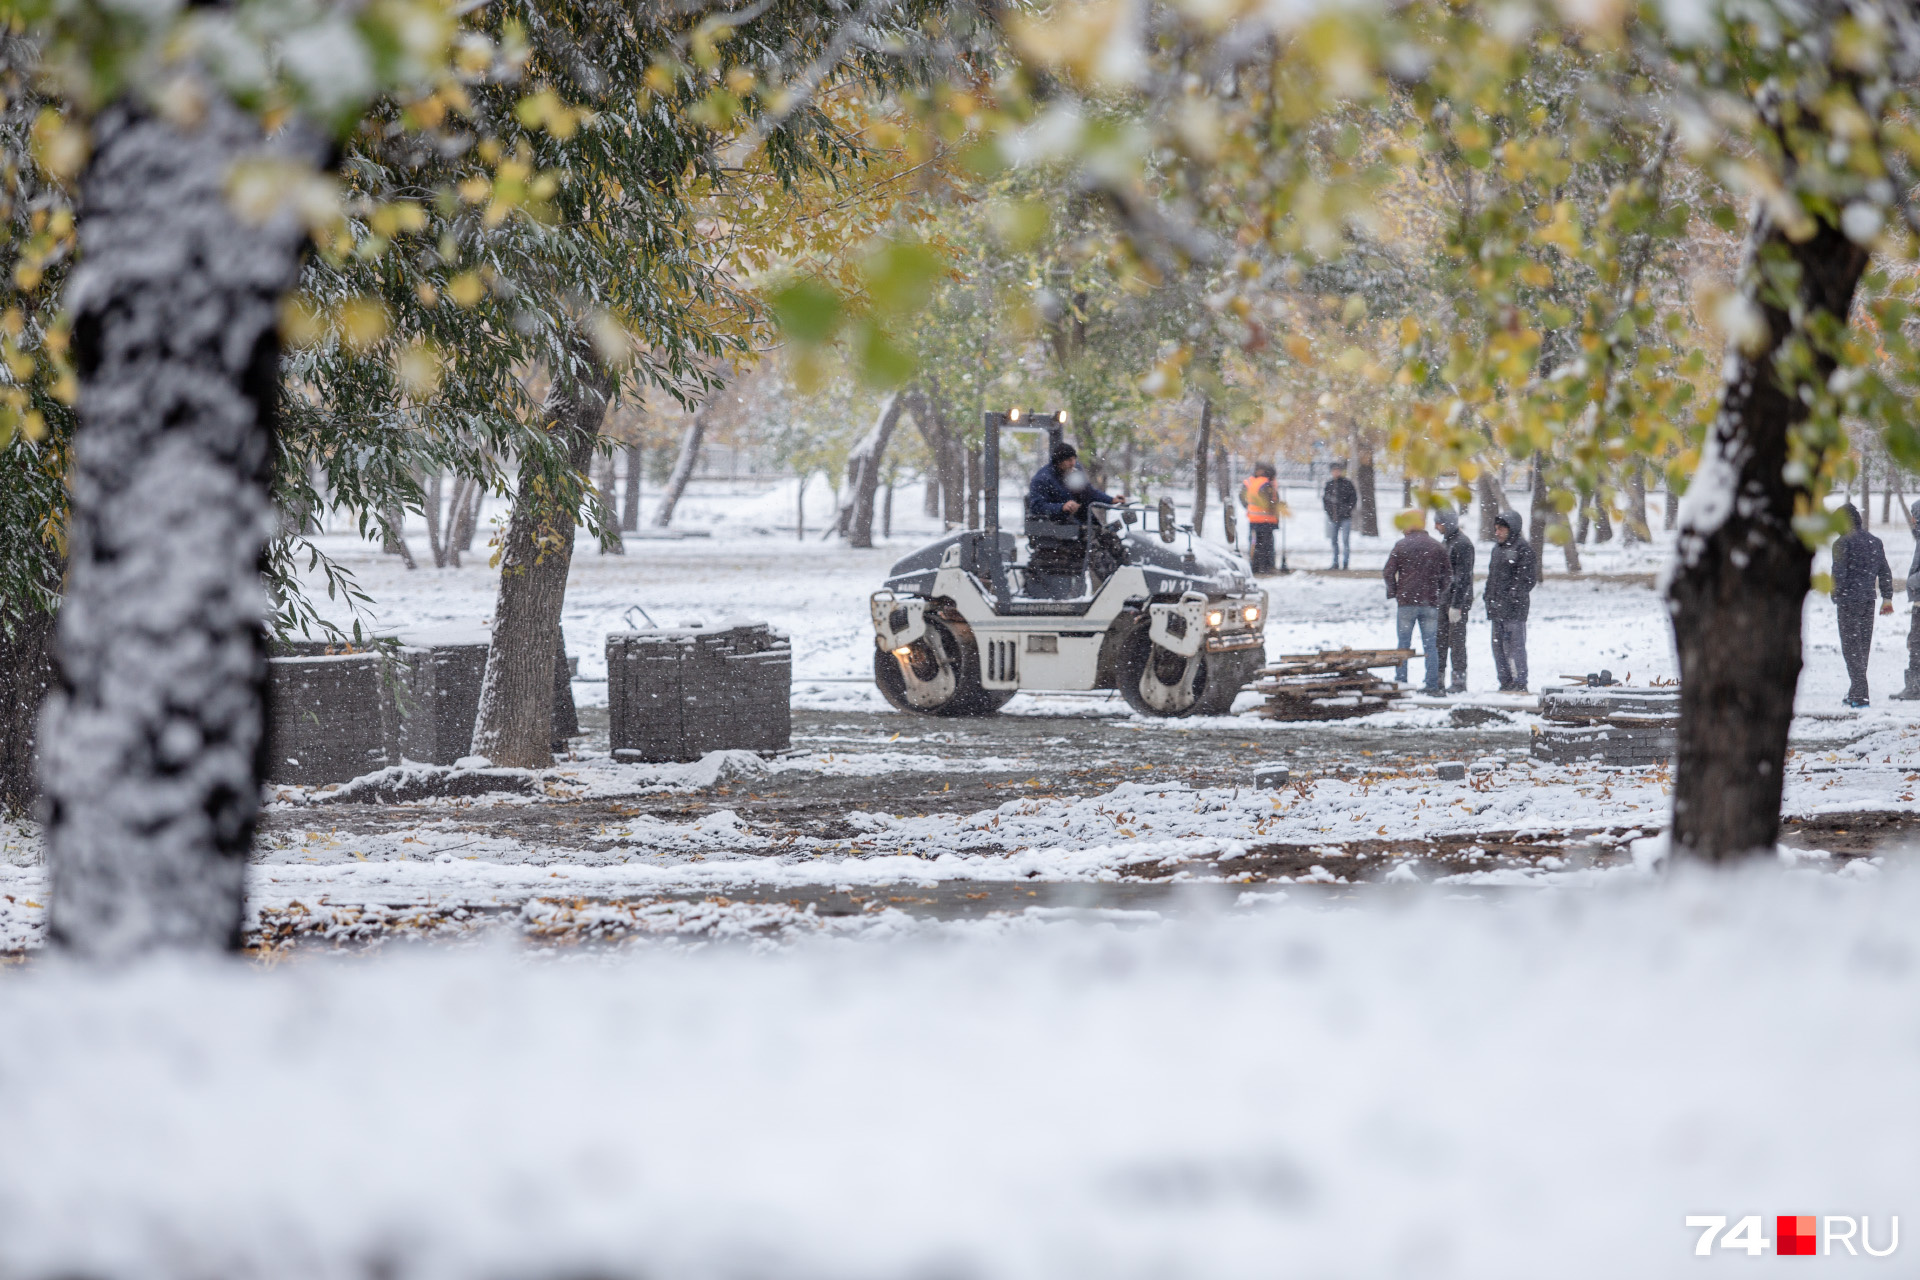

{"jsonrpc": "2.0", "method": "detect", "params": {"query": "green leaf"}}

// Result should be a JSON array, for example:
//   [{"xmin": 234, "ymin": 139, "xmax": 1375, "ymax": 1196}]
[
  {"xmin": 854, "ymin": 318, "xmax": 916, "ymax": 389},
  {"xmin": 769, "ymin": 278, "xmax": 844, "ymax": 345},
  {"xmin": 862, "ymin": 241, "xmax": 943, "ymax": 316}
]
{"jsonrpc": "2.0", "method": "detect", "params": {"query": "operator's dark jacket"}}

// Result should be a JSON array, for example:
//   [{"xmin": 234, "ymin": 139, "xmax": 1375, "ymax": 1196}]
[
  {"xmin": 1832, "ymin": 504, "xmax": 1893, "ymax": 609},
  {"xmin": 1322, "ymin": 475, "xmax": 1358, "ymax": 524},
  {"xmin": 1382, "ymin": 529, "xmax": 1452, "ymax": 607},
  {"xmin": 1027, "ymin": 463, "xmax": 1112, "ymax": 522},
  {"xmin": 1484, "ymin": 512, "xmax": 1536, "ymax": 621},
  {"xmin": 1442, "ymin": 526, "xmax": 1476, "ymax": 612}
]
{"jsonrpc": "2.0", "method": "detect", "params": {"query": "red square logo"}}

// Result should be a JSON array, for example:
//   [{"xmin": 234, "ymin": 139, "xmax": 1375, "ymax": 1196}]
[{"xmin": 1779, "ymin": 1216, "xmax": 1817, "ymax": 1256}]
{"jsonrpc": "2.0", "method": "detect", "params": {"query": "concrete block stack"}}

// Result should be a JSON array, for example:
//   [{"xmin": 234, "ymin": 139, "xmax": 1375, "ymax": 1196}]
[
  {"xmin": 607, "ymin": 622, "xmax": 792, "ymax": 762},
  {"xmin": 266, "ymin": 627, "xmax": 496, "ymax": 785},
  {"xmin": 266, "ymin": 653, "xmax": 396, "ymax": 786},
  {"xmin": 1530, "ymin": 686, "xmax": 1679, "ymax": 766},
  {"xmin": 391, "ymin": 626, "xmax": 492, "ymax": 766}
]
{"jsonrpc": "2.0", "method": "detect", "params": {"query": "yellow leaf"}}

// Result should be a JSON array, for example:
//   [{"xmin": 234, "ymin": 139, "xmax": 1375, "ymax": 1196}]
[
  {"xmin": 447, "ymin": 272, "xmax": 486, "ymax": 307},
  {"xmin": 339, "ymin": 297, "xmax": 389, "ymax": 353}
]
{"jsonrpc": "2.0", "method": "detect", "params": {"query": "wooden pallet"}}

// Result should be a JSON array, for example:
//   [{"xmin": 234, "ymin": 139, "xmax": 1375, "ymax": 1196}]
[{"xmin": 1252, "ymin": 648, "xmax": 1416, "ymax": 721}]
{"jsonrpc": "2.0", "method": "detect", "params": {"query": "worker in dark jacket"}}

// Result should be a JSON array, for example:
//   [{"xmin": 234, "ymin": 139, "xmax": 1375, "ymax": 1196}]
[
  {"xmin": 1027, "ymin": 441, "xmax": 1112, "ymax": 521},
  {"xmin": 1025, "ymin": 441, "xmax": 1116, "ymax": 599},
  {"xmin": 1434, "ymin": 509, "xmax": 1475, "ymax": 693},
  {"xmin": 1382, "ymin": 511, "xmax": 1452, "ymax": 693},
  {"xmin": 1895, "ymin": 498, "xmax": 1920, "ymax": 701},
  {"xmin": 1322, "ymin": 462, "xmax": 1358, "ymax": 570},
  {"xmin": 1832, "ymin": 502, "xmax": 1894, "ymax": 707},
  {"xmin": 1484, "ymin": 511, "xmax": 1536, "ymax": 692}
]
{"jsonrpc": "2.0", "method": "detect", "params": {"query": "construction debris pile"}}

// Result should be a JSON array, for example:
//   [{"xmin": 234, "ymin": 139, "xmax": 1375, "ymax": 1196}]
[
  {"xmin": 1250, "ymin": 648, "xmax": 1414, "ymax": 721},
  {"xmin": 1530, "ymin": 685, "xmax": 1679, "ymax": 766}
]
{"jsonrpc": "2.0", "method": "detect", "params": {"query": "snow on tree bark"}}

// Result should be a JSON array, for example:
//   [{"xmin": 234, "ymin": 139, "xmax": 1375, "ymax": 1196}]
[
  {"xmin": 1190, "ymin": 395, "xmax": 1212, "ymax": 532},
  {"xmin": 1475, "ymin": 473, "xmax": 1503, "ymax": 541},
  {"xmin": 836, "ymin": 391, "xmax": 902, "ymax": 548},
  {"xmin": 42, "ymin": 96, "xmax": 316, "ymax": 955},
  {"xmin": 652, "ymin": 408, "xmax": 707, "ymax": 528},
  {"xmin": 470, "ymin": 351, "xmax": 613, "ymax": 769},
  {"xmin": 621, "ymin": 441, "xmax": 642, "ymax": 532},
  {"xmin": 1667, "ymin": 211, "xmax": 1869, "ymax": 861},
  {"xmin": 0, "ymin": 605, "xmax": 56, "ymax": 816}
]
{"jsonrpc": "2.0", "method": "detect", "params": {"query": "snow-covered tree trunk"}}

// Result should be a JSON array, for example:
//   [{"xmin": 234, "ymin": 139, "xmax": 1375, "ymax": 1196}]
[
  {"xmin": 1668, "ymin": 211, "xmax": 1869, "ymax": 860},
  {"xmin": 42, "ymin": 95, "xmax": 315, "ymax": 955},
  {"xmin": 1190, "ymin": 395, "xmax": 1212, "ymax": 531},
  {"xmin": 1476, "ymin": 472, "xmax": 1503, "ymax": 541},
  {"xmin": 451, "ymin": 476, "xmax": 483, "ymax": 556},
  {"xmin": 652, "ymin": 409, "xmax": 706, "ymax": 528},
  {"xmin": 0, "ymin": 606, "xmax": 56, "ymax": 816},
  {"xmin": 1352, "ymin": 427, "xmax": 1378, "ymax": 537},
  {"xmin": 593, "ymin": 451, "xmax": 623, "ymax": 555},
  {"xmin": 381, "ymin": 501, "xmax": 417, "ymax": 568},
  {"xmin": 1623, "ymin": 462, "xmax": 1650, "ymax": 543},
  {"xmin": 837, "ymin": 391, "xmax": 903, "ymax": 547},
  {"xmin": 471, "ymin": 351, "xmax": 613, "ymax": 769},
  {"xmin": 424, "ymin": 471, "xmax": 448, "ymax": 567},
  {"xmin": 621, "ymin": 441, "xmax": 642, "ymax": 532}
]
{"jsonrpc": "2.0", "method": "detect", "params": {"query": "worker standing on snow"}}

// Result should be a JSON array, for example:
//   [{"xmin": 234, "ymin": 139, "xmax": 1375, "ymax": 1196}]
[
  {"xmin": 1322, "ymin": 461, "xmax": 1358, "ymax": 570},
  {"xmin": 1484, "ymin": 511, "xmax": 1536, "ymax": 693},
  {"xmin": 1896, "ymin": 499, "xmax": 1920, "ymax": 701},
  {"xmin": 1435, "ymin": 509, "xmax": 1475, "ymax": 693},
  {"xmin": 1832, "ymin": 502, "xmax": 1894, "ymax": 708},
  {"xmin": 1239, "ymin": 463, "xmax": 1281, "ymax": 575},
  {"xmin": 1382, "ymin": 510, "xmax": 1452, "ymax": 694}
]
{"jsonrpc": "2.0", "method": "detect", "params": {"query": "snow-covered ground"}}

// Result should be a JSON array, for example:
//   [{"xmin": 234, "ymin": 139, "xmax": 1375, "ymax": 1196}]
[
  {"xmin": 312, "ymin": 476, "xmax": 1920, "ymax": 714},
  {"xmin": 2, "ymin": 866, "xmax": 1917, "ymax": 1279},
  {"xmin": 5, "ymin": 478, "xmax": 1918, "ymax": 1278}
]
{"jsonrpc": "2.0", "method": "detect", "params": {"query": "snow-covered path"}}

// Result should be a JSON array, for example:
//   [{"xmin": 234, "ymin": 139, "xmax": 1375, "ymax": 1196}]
[{"xmin": 2, "ymin": 868, "xmax": 1917, "ymax": 1279}]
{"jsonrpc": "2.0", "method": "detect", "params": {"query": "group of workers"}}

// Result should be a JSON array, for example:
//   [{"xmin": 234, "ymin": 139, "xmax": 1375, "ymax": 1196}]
[
  {"xmin": 1827, "ymin": 499, "xmax": 1920, "ymax": 708},
  {"xmin": 1030, "ymin": 445, "xmax": 1920, "ymax": 705},
  {"xmin": 1378, "ymin": 507, "xmax": 1537, "ymax": 694}
]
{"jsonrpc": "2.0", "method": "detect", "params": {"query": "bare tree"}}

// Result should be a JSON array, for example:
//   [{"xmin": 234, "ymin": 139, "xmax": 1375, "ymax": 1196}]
[
  {"xmin": 621, "ymin": 440, "xmax": 642, "ymax": 532},
  {"xmin": 652, "ymin": 407, "xmax": 708, "ymax": 528},
  {"xmin": 835, "ymin": 390, "xmax": 905, "ymax": 547},
  {"xmin": 1191, "ymin": 395, "xmax": 1213, "ymax": 530}
]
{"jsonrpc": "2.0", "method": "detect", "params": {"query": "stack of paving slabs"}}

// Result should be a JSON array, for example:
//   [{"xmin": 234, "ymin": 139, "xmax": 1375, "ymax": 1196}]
[
  {"xmin": 606, "ymin": 622, "xmax": 792, "ymax": 762},
  {"xmin": 1250, "ymin": 648, "xmax": 1414, "ymax": 721},
  {"xmin": 388, "ymin": 626, "xmax": 492, "ymax": 766},
  {"xmin": 266, "ymin": 647, "xmax": 396, "ymax": 786},
  {"xmin": 265, "ymin": 627, "xmax": 511, "ymax": 785},
  {"xmin": 1530, "ymin": 686, "xmax": 1680, "ymax": 766}
]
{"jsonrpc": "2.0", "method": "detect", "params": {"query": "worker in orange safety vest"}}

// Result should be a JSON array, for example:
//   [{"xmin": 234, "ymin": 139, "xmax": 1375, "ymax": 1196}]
[{"xmin": 1239, "ymin": 463, "xmax": 1281, "ymax": 574}]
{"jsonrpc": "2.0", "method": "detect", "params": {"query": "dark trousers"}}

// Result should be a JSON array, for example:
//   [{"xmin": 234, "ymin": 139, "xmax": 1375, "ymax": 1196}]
[
  {"xmin": 1249, "ymin": 523, "xmax": 1276, "ymax": 574},
  {"xmin": 1906, "ymin": 607, "xmax": 1920, "ymax": 693},
  {"xmin": 1435, "ymin": 608, "xmax": 1468, "ymax": 690},
  {"xmin": 1491, "ymin": 618, "xmax": 1528, "ymax": 691},
  {"xmin": 1839, "ymin": 603, "xmax": 1876, "ymax": 702}
]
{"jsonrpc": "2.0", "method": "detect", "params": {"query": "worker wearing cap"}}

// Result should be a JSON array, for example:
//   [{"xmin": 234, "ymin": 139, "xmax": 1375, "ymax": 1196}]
[{"xmin": 1026, "ymin": 442, "xmax": 1115, "ymax": 598}]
